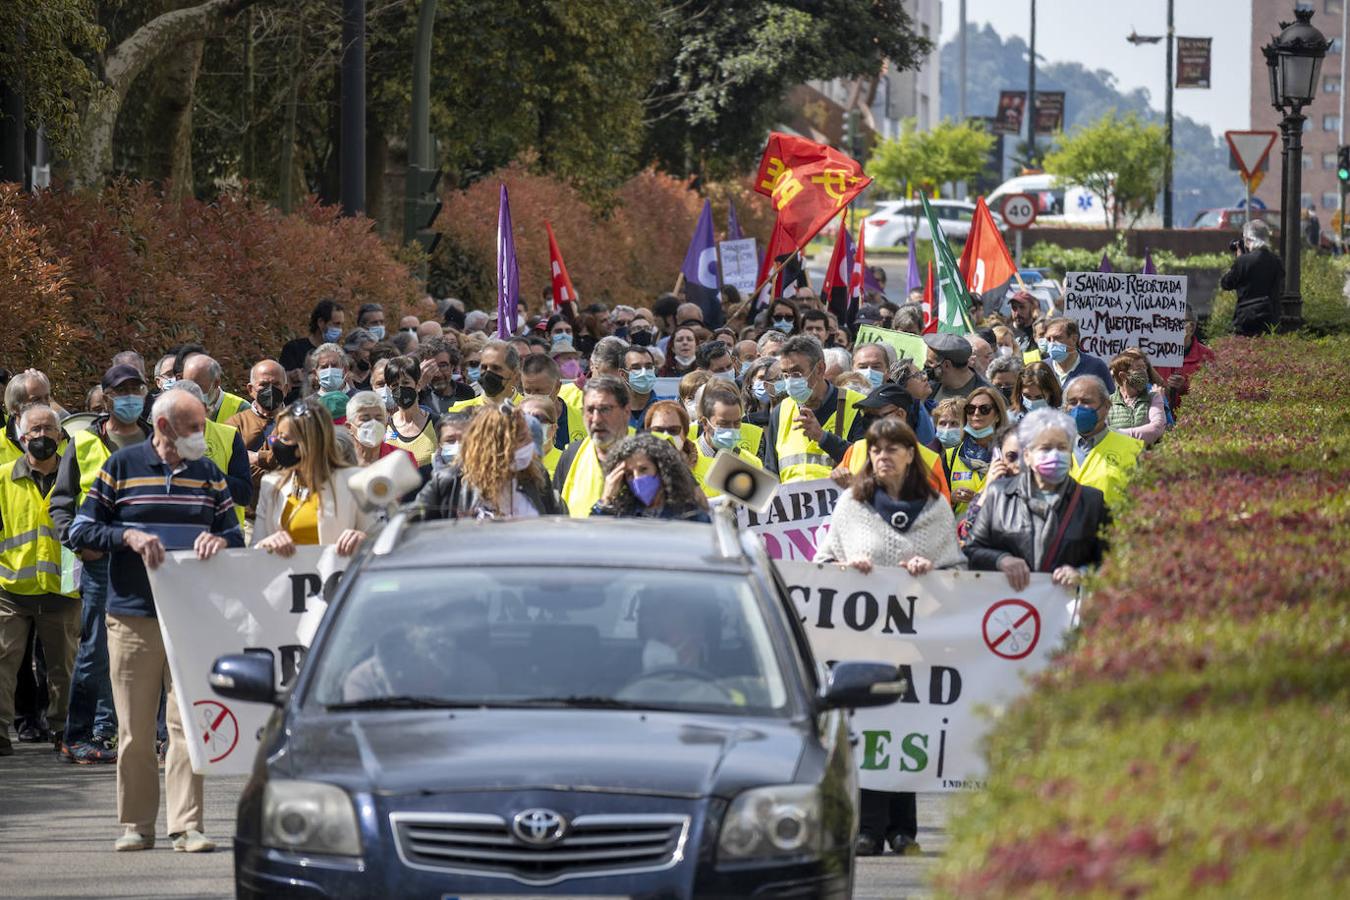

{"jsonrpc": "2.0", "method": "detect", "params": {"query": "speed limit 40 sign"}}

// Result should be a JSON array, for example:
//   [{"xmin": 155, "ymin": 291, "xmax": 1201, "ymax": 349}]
[{"xmin": 999, "ymin": 194, "xmax": 1037, "ymax": 229}]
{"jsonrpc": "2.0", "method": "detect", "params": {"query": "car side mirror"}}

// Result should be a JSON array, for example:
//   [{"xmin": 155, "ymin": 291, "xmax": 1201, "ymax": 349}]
[
  {"xmin": 818, "ymin": 661, "xmax": 907, "ymax": 710},
  {"xmin": 210, "ymin": 653, "xmax": 280, "ymax": 707}
]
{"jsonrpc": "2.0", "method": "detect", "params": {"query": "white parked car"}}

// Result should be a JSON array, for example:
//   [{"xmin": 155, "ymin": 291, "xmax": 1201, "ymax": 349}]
[{"xmin": 862, "ymin": 199, "xmax": 1002, "ymax": 247}]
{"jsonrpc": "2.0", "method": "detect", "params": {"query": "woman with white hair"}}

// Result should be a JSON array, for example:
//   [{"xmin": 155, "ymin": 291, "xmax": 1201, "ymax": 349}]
[
  {"xmin": 963, "ymin": 407, "xmax": 1110, "ymax": 590},
  {"xmin": 1220, "ymin": 218, "xmax": 1285, "ymax": 336}
]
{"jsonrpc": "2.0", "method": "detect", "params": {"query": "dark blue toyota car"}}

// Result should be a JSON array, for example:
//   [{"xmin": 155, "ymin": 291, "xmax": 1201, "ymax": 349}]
[{"xmin": 210, "ymin": 513, "xmax": 904, "ymax": 899}]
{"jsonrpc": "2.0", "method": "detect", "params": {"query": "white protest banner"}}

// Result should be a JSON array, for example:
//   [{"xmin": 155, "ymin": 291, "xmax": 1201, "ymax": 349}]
[
  {"xmin": 735, "ymin": 478, "xmax": 839, "ymax": 561},
  {"xmin": 149, "ymin": 547, "xmax": 345, "ymax": 775},
  {"xmin": 777, "ymin": 561, "xmax": 1075, "ymax": 791},
  {"xmin": 1063, "ymin": 271, "xmax": 1188, "ymax": 367},
  {"xmin": 718, "ymin": 238, "xmax": 759, "ymax": 295}
]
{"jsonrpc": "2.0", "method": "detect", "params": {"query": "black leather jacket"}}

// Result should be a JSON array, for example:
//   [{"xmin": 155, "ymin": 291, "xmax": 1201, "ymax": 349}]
[
  {"xmin": 410, "ymin": 465, "xmax": 567, "ymax": 519},
  {"xmin": 964, "ymin": 472, "xmax": 1109, "ymax": 573}
]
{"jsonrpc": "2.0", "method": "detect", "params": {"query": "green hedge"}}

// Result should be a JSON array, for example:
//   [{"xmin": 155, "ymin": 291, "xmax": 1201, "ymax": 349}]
[
  {"xmin": 1209, "ymin": 251, "xmax": 1350, "ymax": 338},
  {"xmin": 936, "ymin": 335, "xmax": 1350, "ymax": 898},
  {"xmin": 1023, "ymin": 236, "xmax": 1232, "ymax": 277}
]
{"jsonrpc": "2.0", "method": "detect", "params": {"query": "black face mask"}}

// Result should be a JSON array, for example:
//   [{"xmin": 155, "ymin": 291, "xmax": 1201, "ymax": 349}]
[
  {"xmin": 998, "ymin": 385, "xmax": 1014, "ymax": 402},
  {"xmin": 256, "ymin": 385, "xmax": 283, "ymax": 412},
  {"xmin": 924, "ymin": 364, "xmax": 941, "ymax": 382},
  {"xmin": 394, "ymin": 386, "xmax": 419, "ymax": 410},
  {"xmin": 26, "ymin": 436, "xmax": 57, "ymax": 462},
  {"xmin": 629, "ymin": 329, "xmax": 653, "ymax": 347},
  {"xmin": 478, "ymin": 370, "xmax": 507, "ymax": 398},
  {"xmin": 272, "ymin": 440, "xmax": 301, "ymax": 468}
]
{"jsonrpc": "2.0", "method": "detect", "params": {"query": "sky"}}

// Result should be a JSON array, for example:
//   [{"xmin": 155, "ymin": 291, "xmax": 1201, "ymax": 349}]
[{"xmin": 938, "ymin": 0, "xmax": 1257, "ymax": 136}]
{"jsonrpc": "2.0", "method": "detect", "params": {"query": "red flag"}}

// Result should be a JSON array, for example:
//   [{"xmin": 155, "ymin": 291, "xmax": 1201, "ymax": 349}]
[
  {"xmin": 751, "ymin": 216, "xmax": 795, "ymax": 312},
  {"xmin": 545, "ymin": 221, "xmax": 578, "ymax": 312},
  {"xmin": 821, "ymin": 215, "xmax": 851, "ymax": 296},
  {"xmin": 754, "ymin": 132, "xmax": 870, "ymax": 254},
  {"xmin": 956, "ymin": 197, "xmax": 1024, "ymax": 298},
  {"xmin": 921, "ymin": 260, "xmax": 937, "ymax": 334},
  {"xmin": 848, "ymin": 220, "xmax": 867, "ymax": 301}
]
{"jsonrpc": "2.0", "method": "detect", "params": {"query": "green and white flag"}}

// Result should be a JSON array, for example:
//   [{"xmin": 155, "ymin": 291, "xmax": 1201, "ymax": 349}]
[{"xmin": 919, "ymin": 193, "xmax": 976, "ymax": 334}]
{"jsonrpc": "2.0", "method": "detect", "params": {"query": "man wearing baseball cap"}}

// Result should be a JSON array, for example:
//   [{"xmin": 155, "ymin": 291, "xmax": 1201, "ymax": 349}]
[
  {"xmin": 834, "ymin": 383, "xmax": 949, "ymax": 501},
  {"xmin": 48, "ymin": 364, "xmax": 152, "ymax": 764},
  {"xmin": 1007, "ymin": 290, "xmax": 1041, "ymax": 354},
  {"xmin": 923, "ymin": 333, "xmax": 988, "ymax": 403}
]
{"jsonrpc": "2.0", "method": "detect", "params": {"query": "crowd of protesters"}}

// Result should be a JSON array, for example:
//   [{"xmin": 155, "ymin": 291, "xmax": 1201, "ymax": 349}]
[{"xmin": 0, "ymin": 273, "xmax": 1216, "ymax": 857}]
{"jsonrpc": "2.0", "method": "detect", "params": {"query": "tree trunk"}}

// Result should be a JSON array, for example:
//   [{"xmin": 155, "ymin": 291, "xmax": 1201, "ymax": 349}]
[
  {"xmin": 71, "ymin": 0, "xmax": 261, "ymax": 190},
  {"xmin": 366, "ymin": 123, "xmax": 387, "ymax": 236},
  {"xmin": 140, "ymin": 38, "xmax": 206, "ymax": 198}
]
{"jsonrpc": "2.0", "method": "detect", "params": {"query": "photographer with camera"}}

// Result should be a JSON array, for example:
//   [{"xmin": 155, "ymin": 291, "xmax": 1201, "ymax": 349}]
[{"xmin": 1220, "ymin": 219, "xmax": 1284, "ymax": 336}]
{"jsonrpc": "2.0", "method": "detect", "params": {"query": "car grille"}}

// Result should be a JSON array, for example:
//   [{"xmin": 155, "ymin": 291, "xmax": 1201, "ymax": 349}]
[{"xmin": 390, "ymin": 812, "xmax": 691, "ymax": 885}]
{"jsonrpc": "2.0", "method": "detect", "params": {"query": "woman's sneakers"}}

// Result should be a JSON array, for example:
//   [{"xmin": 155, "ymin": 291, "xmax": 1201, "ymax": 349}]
[
  {"xmin": 172, "ymin": 830, "xmax": 217, "ymax": 853},
  {"xmin": 114, "ymin": 828, "xmax": 154, "ymax": 851}
]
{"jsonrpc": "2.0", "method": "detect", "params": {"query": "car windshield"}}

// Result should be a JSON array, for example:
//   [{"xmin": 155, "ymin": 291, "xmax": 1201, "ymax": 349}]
[
  {"xmin": 306, "ymin": 567, "xmax": 791, "ymax": 716},
  {"xmin": 1192, "ymin": 209, "xmax": 1222, "ymax": 228}
]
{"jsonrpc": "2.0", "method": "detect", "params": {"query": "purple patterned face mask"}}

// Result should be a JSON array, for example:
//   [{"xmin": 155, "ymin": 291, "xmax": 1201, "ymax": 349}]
[{"xmin": 627, "ymin": 474, "xmax": 662, "ymax": 507}]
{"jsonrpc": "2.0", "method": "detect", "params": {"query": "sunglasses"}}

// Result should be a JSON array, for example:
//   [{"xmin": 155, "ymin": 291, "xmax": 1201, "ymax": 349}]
[
  {"xmin": 965, "ymin": 403, "xmax": 995, "ymax": 416},
  {"xmin": 649, "ymin": 425, "xmax": 685, "ymax": 437}
]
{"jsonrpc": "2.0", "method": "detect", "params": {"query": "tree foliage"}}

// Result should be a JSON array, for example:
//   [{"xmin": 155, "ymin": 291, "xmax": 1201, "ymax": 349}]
[
  {"xmin": 0, "ymin": 0, "xmax": 106, "ymax": 156},
  {"xmin": 869, "ymin": 118, "xmax": 995, "ymax": 195},
  {"xmin": 1043, "ymin": 110, "xmax": 1169, "ymax": 231}
]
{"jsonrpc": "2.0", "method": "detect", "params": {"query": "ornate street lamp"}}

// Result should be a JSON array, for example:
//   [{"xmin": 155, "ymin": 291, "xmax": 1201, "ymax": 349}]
[{"xmin": 1263, "ymin": 7, "xmax": 1330, "ymax": 330}]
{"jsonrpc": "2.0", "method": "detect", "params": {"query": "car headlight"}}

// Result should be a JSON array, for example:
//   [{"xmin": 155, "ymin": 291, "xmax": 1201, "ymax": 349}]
[
  {"xmin": 262, "ymin": 780, "xmax": 361, "ymax": 857},
  {"xmin": 717, "ymin": 784, "xmax": 822, "ymax": 863}
]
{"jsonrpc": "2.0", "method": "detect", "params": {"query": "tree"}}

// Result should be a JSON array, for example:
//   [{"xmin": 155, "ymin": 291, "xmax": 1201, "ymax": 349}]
[
  {"xmin": 0, "ymin": 0, "xmax": 105, "ymax": 157},
  {"xmin": 869, "ymin": 118, "xmax": 995, "ymax": 196},
  {"xmin": 642, "ymin": 0, "xmax": 930, "ymax": 180},
  {"xmin": 1042, "ymin": 110, "xmax": 1168, "ymax": 231}
]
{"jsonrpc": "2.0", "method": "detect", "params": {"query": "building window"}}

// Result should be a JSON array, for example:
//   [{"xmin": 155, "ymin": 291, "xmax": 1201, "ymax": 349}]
[
  {"xmin": 1332, "ymin": 38, "xmax": 1344, "ymax": 55},
  {"xmin": 1324, "ymin": 114, "xmax": 1341, "ymax": 131},
  {"xmin": 1326, "ymin": 77, "xmax": 1342, "ymax": 94},
  {"xmin": 1323, "ymin": 191, "xmax": 1340, "ymax": 209},
  {"xmin": 1326, "ymin": 151, "xmax": 1340, "ymax": 169},
  {"xmin": 1303, "ymin": 155, "xmax": 1314, "ymax": 170},
  {"xmin": 1327, "ymin": 0, "xmax": 1343, "ymax": 15},
  {"xmin": 1301, "ymin": 192, "xmax": 1315, "ymax": 209}
]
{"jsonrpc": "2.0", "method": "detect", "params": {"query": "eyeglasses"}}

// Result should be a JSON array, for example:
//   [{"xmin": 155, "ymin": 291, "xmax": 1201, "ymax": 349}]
[
  {"xmin": 585, "ymin": 405, "xmax": 619, "ymax": 416},
  {"xmin": 965, "ymin": 403, "xmax": 995, "ymax": 416},
  {"xmin": 650, "ymin": 425, "xmax": 684, "ymax": 437}
]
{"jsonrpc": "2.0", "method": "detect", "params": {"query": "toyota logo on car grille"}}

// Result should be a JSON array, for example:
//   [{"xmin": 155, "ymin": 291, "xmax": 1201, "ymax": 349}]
[{"xmin": 512, "ymin": 809, "xmax": 567, "ymax": 845}]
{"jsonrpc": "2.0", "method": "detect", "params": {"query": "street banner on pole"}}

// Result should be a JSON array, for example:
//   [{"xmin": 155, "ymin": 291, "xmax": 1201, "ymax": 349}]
[
  {"xmin": 496, "ymin": 184, "xmax": 519, "ymax": 338},
  {"xmin": 681, "ymin": 199, "xmax": 723, "ymax": 326},
  {"xmin": 1176, "ymin": 37, "xmax": 1213, "ymax": 88},
  {"xmin": 1063, "ymin": 271, "xmax": 1188, "ymax": 367},
  {"xmin": 545, "ymin": 221, "xmax": 578, "ymax": 311},
  {"xmin": 718, "ymin": 237, "xmax": 759, "ymax": 296},
  {"xmin": 1033, "ymin": 92, "xmax": 1066, "ymax": 134},
  {"xmin": 754, "ymin": 132, "xmax": 870, "ymax": 253},
  {"xmin": 992, "ymin": 91, "xmax": 1026, "ymax": 135},
  {"xmin": 777, "ymin": 561, "xmax": 1076, "ymax": 791}
]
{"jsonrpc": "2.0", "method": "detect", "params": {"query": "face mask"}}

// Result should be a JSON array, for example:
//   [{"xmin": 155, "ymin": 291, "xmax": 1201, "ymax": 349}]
[
  {"xmin": 558, "ymin": 360, "xmax": 583, "ymax": 380},
  {"xmin": 784, "ymin": 375, "xmax": 812, "ymax": 404},
  {"xmin": 630, "ymin": 329, "xmax": 653, "ymax": 347},
  {"xmin": 317, "ymin": 367, "xmax": 345, "ymax": 392},
  {"xmin": 752, "ymin": 380, "xmax": 771, "ymax": 402},
  {"xmin": 25, "ymin": 435, "xmax": 57, "ymax": 462},
  {"xmin": 466, "ymin": 365, "xmax": 482, "ymax": 384},
  {"xmin": 174, "ymin": 429, "xmax": 208, "ymax": 462},
  {"xmin": 965, "ymin": 423, "xmax": 995, "ymax": 439},
  {"xmin": 924, "ymin": 364, "xmax": 941, "ymax": 382},
  {"xmin": 628, "ymin": 369, "xmax": 656, "ymax": 394},
  {"xmin": 613, "ymin": 326, "xmax": 630, "ymax": 339},
  {"xmin": 438, "ymin": 441, "xmax": 460, "ymax": 465},
  {"xmin": 323, "ymin": 326, "xmax": 343, "ymax": 343},
  {"xmin": 652, "ymin": 430, "xmax": 684, "ymax": 451},
  {"xmin": 112, "ymin": 395, "xmax": 144, "ymax": 424},
  {"xmin": 1024, "ymin": 397, "xmax": 1048, "ymax": 411},
  {"xmin": 711, "ymin": 426, "xmax": 740, "ymax": 451},
  {"xmin": 711, "ymin": 370, "xmax": 736, "ymax": 383},
  {"xmin": 394, "ymin": 385, "xmax": 419, "ymax": 410},
  {"xmin": 936, "ymin": 426, "xmax": 963, "ymax": 448},
  {"xmin": 478, "ymin": 370, "xmax": 507, "ymax": 398},
  {"xmin": 512, "ymin": 442, "xmax": 536, "ymax": 471},
  {"xmin": 255, "ymin": 384, "xmax": 283, "ymax": 412},
  {"xmin": 1036, "ymin": 338, "xmax": 1050, "ymax": 355},
  {"xmin": 355, "ymin": 419, "xmax": 384, "ymax": 448},
  {"xmin": 1070, "ymin": 404, "xmax": 1099, "ymax": 435},
  {"xmin": 772, "ymin": 318, "xmax": 794, "ymax": 332},
  {"xmin": 773, "ymin": 378, "xmax": 788, "ymax": 396},
  {"xmin": 402, "ymin": 327, "xmax": 417, "ymax": 336},
  {"xmin": 998, "ymin": 385, "xmax": 1014, "ymax": 402},
  {"xmin": 683, "ymin": 399, "xmax": 698, "ymax": 419},
  {"xmin": 378, "ymin": 386, "xmax": 396, "ymax": 413},
  {"xmin": 739, "ymin": 360, "xmax": 753, "ymax": 379},
  {"xmin": 367, "ymin": 325, "xmax": 385, "ymax": 341},
  {"xmin": 863, "ymin": 368, "xmax": 885, "ymax": 389},
  {"xmin": 1033, "ymin": 448, "xmax": 1071, "ymax": 483},
  {"xmin": 997, "ymin": 346, "xmax": 1014, "ymax": 359},
  {"xmin": 159, "ymin": 376, "xmax": 177, "ymax": 390},
  {"xmin": 1127, "ymin": 372, "xmax": 1149, "ymax": 391},
  {"xmin": 552, "ymin": 332, "xmax": 572, "ymax": 345},
  {"xmin": 1046, "ymin": 341, "xmax": 1070, "ymax": 363},
  {"xmin": 627, "ymin": 473, "xmax": 662, "ymax": 507},
  {"xmin": 674, "ymin": 354, "xmax": 695, "ymax": 367},
  {"xmin": 271, "ymin": 439, "xmax": 301, "ymax": 468}
]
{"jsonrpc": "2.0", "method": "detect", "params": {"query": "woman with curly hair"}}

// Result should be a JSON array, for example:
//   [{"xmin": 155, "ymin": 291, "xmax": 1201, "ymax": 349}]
[
  {"xmin": 590, "ymin": 433, "xmax": 710, "ymax": 522},
  {"xmin": 411, "ymin": 403, "xmax": 565, "ymax": 519}
]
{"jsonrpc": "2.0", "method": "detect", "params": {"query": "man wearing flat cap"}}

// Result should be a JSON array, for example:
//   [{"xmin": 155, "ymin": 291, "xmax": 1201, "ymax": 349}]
[{"xmin": 923, "ymin": 333, "xmax": 988, "ymax": 403}]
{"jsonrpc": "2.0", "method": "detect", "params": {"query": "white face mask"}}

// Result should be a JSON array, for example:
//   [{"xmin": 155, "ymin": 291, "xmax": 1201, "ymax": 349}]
[
  {"xmin": 355, "ymin": 419, "xmax": 384, "ymax": 448},
  {"xmin": 512, "ymin": 442, "xmax": 536, "ymax": 472},
  {"xmin": 175, "ymin": 430, "xmax": 208, "ymax": 462}
]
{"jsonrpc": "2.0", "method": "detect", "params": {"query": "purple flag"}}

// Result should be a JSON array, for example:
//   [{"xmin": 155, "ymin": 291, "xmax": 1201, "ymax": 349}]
[
  {"xmin": 727, "ymin": 201, "xmax": 743, "ymax": 242},
  {"xmin": 1142, "ymin": 248, "xmax": 1156, "ymax": 275},
  {"xmin": 496, "ymin": 184, "xmax": 519, "ymax": 339},
  {"xmin": 1099, "ymin": 252, "xmax": 1114, "ymax": 273},
  {"xmin": 906, "ymin": 231, "xmax": 922, "ymax": 294},
  {"xmin": 680, "ymin": 199, "xmax": 722, "ymax": 326}
]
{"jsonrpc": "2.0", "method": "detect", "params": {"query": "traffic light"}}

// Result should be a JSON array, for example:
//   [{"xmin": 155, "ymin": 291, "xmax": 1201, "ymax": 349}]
[
  {"xmin": 404, "ymin": 165, "xmax": 443, "ymax": 255},
  {"xmin": 846, "ymin": 109, "xmax": 864, "ymax": 161},
  {"xmin": 1338, "ymin": 145, "xmax": 1350, "ymax": 184}
]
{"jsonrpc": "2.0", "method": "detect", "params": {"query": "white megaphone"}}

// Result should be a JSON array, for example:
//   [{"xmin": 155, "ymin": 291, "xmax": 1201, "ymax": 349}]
[
  {"xmin": 347, "ymin": 451, "xmax": 422, "ymax": 513},
  {"xmin": 702, "ymin": 450, "xmax": 778, "ymax": 515}
]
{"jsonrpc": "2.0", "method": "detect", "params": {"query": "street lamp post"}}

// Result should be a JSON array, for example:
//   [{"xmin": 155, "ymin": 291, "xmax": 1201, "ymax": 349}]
[{"xmin": 1264, "ymin": 7, "xmax": 1330, "ymax": 330}]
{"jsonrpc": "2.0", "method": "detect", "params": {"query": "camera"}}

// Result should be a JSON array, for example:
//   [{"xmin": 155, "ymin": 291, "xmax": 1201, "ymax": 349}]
[{"xmin": 1229, "ymin": 238, "xmax": 1247, "ymax": 254}]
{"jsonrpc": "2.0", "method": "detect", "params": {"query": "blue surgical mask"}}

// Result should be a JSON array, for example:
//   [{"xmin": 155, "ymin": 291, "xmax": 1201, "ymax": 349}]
[
  {"xmin": 324, "ymin": 326, "xmax": 343, "ymax": 343},
  {"xmin": 937, "ymin": 426, "xmax": 962, "ymax": 448},
  {"xmin": 1023, "ymin": 397, "xmax": 1048, "ymax": 412},
  {"xmin": 628, "ymin": 473, "xmax": 663, "ymax": 507},
  {"xmin": 1070, "ymin": 404, "xmax": 1099, "ymax": 435},
  {"xmin": 467, "ymin": 365, "xmax": 482, "ymax": 384},
  {"xmin": 627, "ymin": 369, "xmax": 656, "ymax": 394},
  {"xmin": 552, "ymin": 332, "xmax": 572, "ymax": 345},
  {"xmin": 1046, "ymin": 341, "xmax": 1070, "ymax": 363},
  {"xmin": 711, "ymin": 426, "xmax": 740, "ymax": 451},
  {"xmin": 1036, "ymin": 338, "xmax": 1050, "ymax": 355},
  {"xmin": 773, "ymin": 378, "xmax": 788, "ymax": 396},
  {"xmin": 965, "ymin": 423, "xmax": 995, "ymax": 439},
  {"xmin": 368, "ymin": 325, "xmax": 386, "ymax": 341},
  {"xmin": 317, "ymin": 366, "xmax": 345, "ymax": 392},
  {"xmin": 784, "ymin": 375, "xmax": 812, "ymax": 404},
  {"xmin": 712, "ymin": 370, "xmax": 737, "ymax": 383},
  {"xmin": 752, "ymin": 380, "xmax": 771, "ymax": 402},
  {"xmin": 111, "ymin": 395, "xmax": 144, "ymax": 424},
  {"xmin": 378, "ymin": 386, "xmax": 396, "ymax": 412},
  {"xmin": 863, "ymin": 368, "xmax": 884, "ymax": 389},
  {"xmin": 772, "ymin": 318, "xmax": 794, "ymax": 332},
  {"xmin": 739, "ymin": 360, "xmax": 753, "ymax": 379}
]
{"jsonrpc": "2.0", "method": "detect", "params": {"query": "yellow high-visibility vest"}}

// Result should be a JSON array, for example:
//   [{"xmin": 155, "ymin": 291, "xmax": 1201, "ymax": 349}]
[
  {"xmin": 943, "ymin": 445, "xmax": 985, "ymax": 516},
  {"xmin": 693, "ymin": 444, "xmax": 764, "ymax": 498},
  {"xmin": 73, "ymin": 429, "xmax": 114, "ymax": 507},
  {"xmin": 213, "ymin": 391, "xmax": 249, "ymax": 424},
  {"xmin": 0, "ymin": 460, "xmax": 78, "ymax": 597},
  {"xmin": 448, "ymin": 392, "xmax": 521, "ymax": 415},
  {"xmin": 774, "ymin": 390, "xmax": 863, "ymax": 484},
  {"xmin": 204, "ymin": 419, "xmax": 246, "ymax": 525},
  {"xmin": 560, "ymin": 438, "xmax": 607, "ymax": 518},
  {"xmin": 1070, "ymin": 430, "xmax": 1144, "ymax": 509},
  {"xmin": 541, "ymin": 444, "xmax": 562, "ymax": 479}
]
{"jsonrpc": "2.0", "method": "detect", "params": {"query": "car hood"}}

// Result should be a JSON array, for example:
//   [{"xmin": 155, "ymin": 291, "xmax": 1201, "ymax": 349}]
[{"xmin": 283, "ymin": 709, "xmax": 808, "ymax": 799}]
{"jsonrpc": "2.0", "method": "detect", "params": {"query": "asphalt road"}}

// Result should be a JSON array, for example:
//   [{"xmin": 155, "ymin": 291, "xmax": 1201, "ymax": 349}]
[{"xmin": 0, "ymin": 738, "xmax": 948, "ymax": 899}]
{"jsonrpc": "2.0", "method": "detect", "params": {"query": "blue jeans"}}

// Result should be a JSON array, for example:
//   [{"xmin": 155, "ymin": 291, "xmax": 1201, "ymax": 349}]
[{"xmin": 63, "ymin": 555, "xmax": 117, "ymax": 742}]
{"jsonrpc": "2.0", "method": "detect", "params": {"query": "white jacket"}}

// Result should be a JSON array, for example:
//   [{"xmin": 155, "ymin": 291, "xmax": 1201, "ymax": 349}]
[
  {"xmin": 252, "ymin": 467, "xmax": 375, "ymax": 546},
  {"xmin": 813, "ymin": 492, "xmax": 966, "ymax": 570}
]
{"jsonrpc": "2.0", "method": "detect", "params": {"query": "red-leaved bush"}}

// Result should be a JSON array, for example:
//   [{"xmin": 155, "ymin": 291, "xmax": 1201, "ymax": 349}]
[{"xmin": 0, "ymin": 182, "xmax": 420, "ymax": 404}]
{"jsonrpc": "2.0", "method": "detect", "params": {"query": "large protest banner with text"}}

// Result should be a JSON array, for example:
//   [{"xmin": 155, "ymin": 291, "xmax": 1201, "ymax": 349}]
[
  {"xmin": 1063, "ymin": 271, "xmax": 1188, "ymax": 367},
  {"xmin": 148, "ymin": 547, "xmax": 344, "ymax": 775},
  {"xmin": 777, "ymin": 562, "xmax": 1075, "ymax": 791}
]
